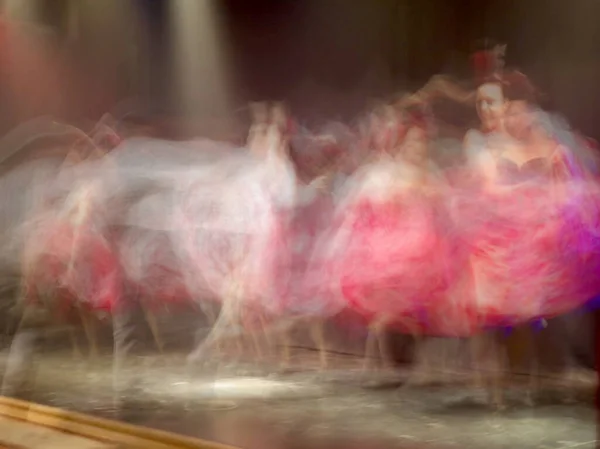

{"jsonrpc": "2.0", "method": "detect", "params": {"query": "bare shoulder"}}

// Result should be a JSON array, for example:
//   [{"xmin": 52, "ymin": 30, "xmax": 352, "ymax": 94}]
[{"xmin": 463, "ymin": 129, "xmax": 484, "ymax": 148}]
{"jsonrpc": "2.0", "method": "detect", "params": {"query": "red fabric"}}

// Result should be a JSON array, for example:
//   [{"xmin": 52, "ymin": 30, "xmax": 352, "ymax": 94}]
[
  {"xmin": 595, "ymin": 311, "xmax": 600, "ymax": 425},
  {"xmin": 26, "ymin": 220, "xmax": 120, "ymax": 312},
  {"xmin": 456, "ymin": 180, "xmax": 594, "ymax": 325},
  {"xmin": 132, "ymin": 237, "xmax": 191, "ymax": 308},
  {"xmin": 471, "ymin": 50, "xmax": 494, "ymax": 82},
  {"xmin": 335, "ymin": 195, "xmax": 455, "ymax": 331}
]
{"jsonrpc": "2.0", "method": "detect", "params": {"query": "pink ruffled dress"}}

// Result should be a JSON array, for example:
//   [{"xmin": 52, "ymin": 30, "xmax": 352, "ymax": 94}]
[
  {"xmin": 26, "ymin": 211, "xmax": 119, "ymax": 313},
  {"xmin": 456, "ymin": 151, "xmax": 600, "ymax": 327},
  {"xmin": 328, "ymin": 160, "xmax": 455, "ymax": 333}
]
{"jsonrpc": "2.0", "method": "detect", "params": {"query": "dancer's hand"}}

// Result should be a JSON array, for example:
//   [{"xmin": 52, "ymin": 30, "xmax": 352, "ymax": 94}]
[
  {"xmin": 397, "ymin": 92, "xmax": 429, "ymax": 108},
  {"xmin": 418, "ymin": 74, "xmax": 476, "ymax": 105}
]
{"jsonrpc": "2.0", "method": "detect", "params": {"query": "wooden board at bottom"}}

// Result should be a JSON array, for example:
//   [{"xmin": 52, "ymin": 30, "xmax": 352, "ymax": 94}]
[
  {"xmin": 0, "ymin": 396, "xmax": 237, "ymax": 449},
  {"xmin": 0, "ymin": 415, "xmax": 114, "ymax": 449}
]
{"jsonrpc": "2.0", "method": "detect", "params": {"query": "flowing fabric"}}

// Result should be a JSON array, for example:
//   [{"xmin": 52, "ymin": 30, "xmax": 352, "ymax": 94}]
[
  {"xmin": 25, "ymin": 213, "xmax": 119, "ymax": 312},
  {"xmin": 173, "ymin": 136, "xmax": 297, "ymax": 323},
  {"xmin": 271, "ymin": 181, "xmax": 344, "ymax": 318},
  {"xmin": 119, "ymin": 228, "xmax": 190, "ymax": 308},
  {"xmin": 324, "ymin": 160, "xmax": 456, "ymax": 333},
  {"xmin": 2, "ymin": 108, "xmax": 599, "ymax": 340},
  {"xmin": 452, "ymin": 145, "xmax": 600, "ymax": 328}
]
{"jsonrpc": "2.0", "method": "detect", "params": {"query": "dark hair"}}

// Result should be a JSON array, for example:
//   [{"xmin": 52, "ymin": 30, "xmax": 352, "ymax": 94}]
[{"xmin": 479, "ymin": 70, "xmax": 537, "ymax": 104}]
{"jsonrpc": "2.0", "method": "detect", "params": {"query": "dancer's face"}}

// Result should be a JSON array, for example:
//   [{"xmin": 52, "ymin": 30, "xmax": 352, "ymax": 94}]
[
  {"xmin": 476, "ymin": 83, "xmax": 506, "ymax": 132},
  {"xmin": 504, "ymin": 100, "xmax": 534, "ymax": 141}
]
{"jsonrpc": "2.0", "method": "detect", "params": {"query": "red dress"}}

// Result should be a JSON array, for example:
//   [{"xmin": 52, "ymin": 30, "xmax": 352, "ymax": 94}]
[
  {"xmin": 454, "ymin": 154, "xmax": 597, "ymax": 328},
  {"xmin": 330, "ymin": 161, "xmax": 454, "ymax": 333},
  {"xmin": 119, "ymin": 230, "xmax": 191, "ymax": 309},
  {"xmin": 26, "ymin": 214, "xmax": 119, "ymax": 313}
]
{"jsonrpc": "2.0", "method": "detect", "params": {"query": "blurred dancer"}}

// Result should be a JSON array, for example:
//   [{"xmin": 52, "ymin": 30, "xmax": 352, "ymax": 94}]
[
  {"xmin": 325, "ymin": 106, "xmax": 455, "ymax": 373},
  {"xmin": 458, "ymin": 71, "xmax": 600, "ymax": 406},
  {"xmin": 2, "ymin": 132, "xmax": 118, "ymax": 397},
  {"xmin": 180, "ymin": 102, "xmax": 296, "ymax": 367},
  {"xmin": 275, "ymin": 130, "xmax": 345, "ymax": 370}
]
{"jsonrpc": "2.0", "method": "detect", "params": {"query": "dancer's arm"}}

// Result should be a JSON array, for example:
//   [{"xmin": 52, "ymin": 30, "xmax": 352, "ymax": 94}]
[
  {"xmin": 400, "ymin": 75, "xmax": 476, "ymax": 107},
  {"xmin": 66, "ymin": 186, "xmax": 94, "ymax": 278}
]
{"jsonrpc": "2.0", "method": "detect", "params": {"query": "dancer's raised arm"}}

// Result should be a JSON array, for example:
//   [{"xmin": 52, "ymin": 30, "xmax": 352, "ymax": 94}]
[{"xmin": 398, "ymin": 75, "xmax": 476, "ymax": 108}]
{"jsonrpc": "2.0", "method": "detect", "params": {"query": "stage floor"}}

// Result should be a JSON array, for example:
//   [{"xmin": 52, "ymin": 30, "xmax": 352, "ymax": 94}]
[{"xmin": 0, "ymin": 348, "xmax": 596, "ymax": 449}]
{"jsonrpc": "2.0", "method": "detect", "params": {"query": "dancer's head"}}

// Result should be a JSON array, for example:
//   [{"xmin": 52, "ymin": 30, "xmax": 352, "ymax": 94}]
[
  {"xmin": 501, "ymin": 72, "xmax": 540, "ymax": 141},
  {"xmin": 504, "ymin": 99, "xmax": 536, "ymax": 141},
  {"xmin": 476, "ymin": 78, "xmax": 506, "ymax": 132},
  {"xmin": 476, "ymin": 70, "xmax": 536, "ymax": 134}
]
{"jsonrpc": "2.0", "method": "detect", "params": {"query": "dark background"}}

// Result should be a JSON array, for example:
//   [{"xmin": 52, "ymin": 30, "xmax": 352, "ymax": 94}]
[
  {"xmin": 3, "ymin": 0, "xmax": 600, "ymax": 138},
  {"xmin": 175, "ymin": 0, "xmax": 600, "ymax": 134}
]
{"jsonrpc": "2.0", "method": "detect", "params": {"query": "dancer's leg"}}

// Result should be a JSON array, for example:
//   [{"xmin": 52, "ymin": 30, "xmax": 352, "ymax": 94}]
[
  {"xmin": 309, "ymin": 318, "xmax": 328, "ymax": 371},
  {"xmin": 526, "ymin": 345, "xmax": 539, "ymax": 406},
  {"xmin": 188, "ymin": 280, "xmax": 242, "ymax": 364},
  {"xmin": 467, "ymin": 332, "xmax": 506, "ymax": 409},
  {"xmin": 548, "ymin": 315, "xmax": 585, "ymax": 403},
  {"xmin": 79, "ymin": 307, "xmax": 99, "ymax": 359},
  {"xmin": 412, "ymin": 335, "xmax": 431, "ymax": 385},
  {"xmin": 398, "ymin": 321, "xmax": 429, "ymax": 389},
  {"xmin": 68, "ymin": 325, "xmax": 83, "ymax": 359},
  {"xmin": 196, "ymin": 301, "xmax": 223, "ymax": 355},
  {"xmin": 142, "ymin": 304, "xmax": 164, "ymax": 353},
  {"xmin": 1, "ymin": 305, "xmax": 47, "ymax": 397},
  {"xmin": 280, "ymin": 325, "xmax": 293, "ymax": 369},
  {"xmin": 488, "ymin": 332, "xmax": 507, "ymax": 410},
  {"xmin": 111, "ymin": 299, "xmax": 140, "ymax": 409},
  {"xmin": 519, "ymin": 326, "xmax": 539, "ymax": 406},
  {"xmin": 258, "ymin": 311, "xmax": 275, "ymax": 360},
  {"xmin": 363, "ymin": 316, "xmax": 389, "ymax": 373},
  {"xmin": 362, "ymin": 321, "xmax": 379, "ymax": 373},
  {"xmin": 249, "ymin": 323, "xmax": 265, "ymax": 360},
  {"xmin": 469, "ymin": 333, "xmax": 486, "ymax": 390}
]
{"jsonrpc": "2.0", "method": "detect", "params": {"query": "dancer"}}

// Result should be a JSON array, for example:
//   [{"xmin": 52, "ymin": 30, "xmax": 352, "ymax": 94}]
[
  {"xmin": 2, "ymin": 135, "xmax": 119, "ymax": 397},
  {"xmin": 453, "ymin": 71, "xmax": 600, "ymax": 407},
  {"xmin": 274, "ymin": 130, "xmax": 346, "ymax": 370},
  {"xmin": 326, "ymin": 106, "xmax": 454, "ymax": 373},
  {"xmin": 180, "ymin": 102, "xmax": 296, "ymax": 366}
]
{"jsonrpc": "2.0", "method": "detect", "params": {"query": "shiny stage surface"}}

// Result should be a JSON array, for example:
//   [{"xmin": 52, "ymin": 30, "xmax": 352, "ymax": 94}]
[{"xmin": 0, "ymin": 348, "xmax": 596, "ymax": 449}]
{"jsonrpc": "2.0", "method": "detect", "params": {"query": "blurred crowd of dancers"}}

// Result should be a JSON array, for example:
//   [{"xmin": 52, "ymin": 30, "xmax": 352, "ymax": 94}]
[{"xmin": 0, "ymin": 42, "xmax": 598, "ymax": 410}]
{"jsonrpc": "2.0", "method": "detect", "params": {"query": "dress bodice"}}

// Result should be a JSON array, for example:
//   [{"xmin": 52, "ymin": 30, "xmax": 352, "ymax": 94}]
[{"xmin": 496, "ymin": 156, "xmax": 551, "ymax": 184}]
